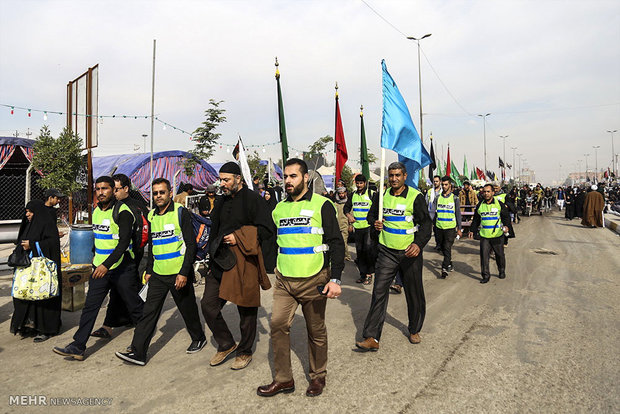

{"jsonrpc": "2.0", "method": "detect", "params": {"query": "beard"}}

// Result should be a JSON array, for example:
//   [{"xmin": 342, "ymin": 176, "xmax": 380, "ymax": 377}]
[{"xmin": 286, "ymin": 181, "xmax": 304, "ymax": 197}]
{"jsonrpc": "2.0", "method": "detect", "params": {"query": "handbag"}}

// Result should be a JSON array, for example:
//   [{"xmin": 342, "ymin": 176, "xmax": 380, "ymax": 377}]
[
  {"xmin": 7, "ymin": 245, "xmax": 31, "ymax": 268},
  {"xmin": 12, "ymin": 242, "xmax": 59, "ymax": 301}
]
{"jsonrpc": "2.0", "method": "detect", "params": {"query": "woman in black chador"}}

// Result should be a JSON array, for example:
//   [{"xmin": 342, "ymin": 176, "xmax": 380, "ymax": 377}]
[{"xmin": 10, "ymin": 199, "xmax": 62, "ymax": 342}]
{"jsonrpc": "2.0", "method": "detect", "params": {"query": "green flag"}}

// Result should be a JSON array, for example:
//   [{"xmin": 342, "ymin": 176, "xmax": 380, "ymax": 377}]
[
  {"xmin": 360, "ymin": 106, "xmax": 370, "ymax": 179},
  {"xmin": 275, "ymin": 59, "xmax": 288, "ymax": 164},
  {"xmin": 450, "ymin": 161, "xmax": 462, "ymax": 186},
  {"xmin": 470, "ymin": 168, "xmax": 476, "ymax": 181},
  {"xmin": 463, "ymin": 155, "xmax": 469, "ymax": 179}
]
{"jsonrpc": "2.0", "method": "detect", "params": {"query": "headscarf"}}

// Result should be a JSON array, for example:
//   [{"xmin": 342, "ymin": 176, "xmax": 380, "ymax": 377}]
[{"xmin": 17, "ymin": 200, "xmax": 53, "ymax": 242}]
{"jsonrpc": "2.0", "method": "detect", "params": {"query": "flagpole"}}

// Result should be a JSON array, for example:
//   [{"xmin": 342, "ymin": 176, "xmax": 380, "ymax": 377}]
[
  {"xmin": 379, "ymin": 148, "xmax": 385, "ymax": 222},
  {"xmin": 149, "ymin": 39, "xmax": 156, "ymax": 209}
]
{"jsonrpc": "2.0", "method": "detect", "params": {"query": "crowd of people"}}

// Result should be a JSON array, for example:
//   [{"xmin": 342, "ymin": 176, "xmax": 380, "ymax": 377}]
[{"xmin": 9, "ymin": 159, "xmax": 619, "ymax": 398}]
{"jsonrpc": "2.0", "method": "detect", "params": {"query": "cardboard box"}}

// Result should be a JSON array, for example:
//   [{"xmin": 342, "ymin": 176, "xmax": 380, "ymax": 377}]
[
  {"xmin": 61, "ymin": 263, "xmax": 91, "ymax": 288},
  {"xmin": 62, "ymin": 285, "xmax": 85, "ymax": 312}
]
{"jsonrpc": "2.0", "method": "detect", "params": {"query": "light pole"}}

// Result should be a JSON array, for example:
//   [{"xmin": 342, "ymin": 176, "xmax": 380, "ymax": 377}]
[
  {"xmin": 607, "ymin": 130, "xmax": 617, "ymax": 177},
  {"xmin": 406, "ymin": 33, "xmax": 432, "ymax": 148},
  {"xmin": 517, "ymin": 153, "xmax": 522, "ymax": 184},
  {"xmin": 499, "ymin": 135, "xmax": 508, "ymax": 184},
  {"xmin": 511, "ymin": 146, "xmax": 517, "ymax": 182},
  {"xmin": 592, "ymin": 145, "xmax": 600, "ymax": 183},
  {"xmin": 478, "ymin": 113, "xmax": 491, "ymax": 173},
  {"xmin": 142, "ymin": 134, "xmax": 148, "ymax": 153},
  {"xmin": 584, "ymin": 153, "xmax": 590, "ymax": 181}
]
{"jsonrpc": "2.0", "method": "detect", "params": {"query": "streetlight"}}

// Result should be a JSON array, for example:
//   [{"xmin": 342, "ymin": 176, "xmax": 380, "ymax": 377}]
[
  {"xmin": 584, "ymin": 153, "xmax": 590, "ymax": 181},
  {"xmin": 406, "ymin": 33, "xmax": 432, "ymax": 148},
  {"xmin": 511, "ymin": 146, "xmax": 517, "ymax": 182},
  {"xmin": 592, "ymin": 145, "xmax": 600, "ymax": 183},
  {"xmin": 517, "ymin": 153, "xmax": 522, "ymax": 184},
  {"xmin": 607, "ymin": 130, "xmax": 617, "ymax": 177},
  {"xmin": 499, "ymin": 135, "xmax": 508, "ymax": 184},
  {"xmin": 142, "ymin": 134, "xmax": 148, "ymax": 154},
  {"xmin": 478, "ymin": 113, "xmax": 491, "ymax": 172}
]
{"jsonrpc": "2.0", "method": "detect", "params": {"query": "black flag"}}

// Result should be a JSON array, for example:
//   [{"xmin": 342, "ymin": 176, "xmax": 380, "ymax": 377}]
[
  {"xmin": 429, "ymin": 140, "xmax": 437, "ymax": 177},
  {"xmin": 499, "ymin": 157, "xmax": 505, "ymax": 168}
]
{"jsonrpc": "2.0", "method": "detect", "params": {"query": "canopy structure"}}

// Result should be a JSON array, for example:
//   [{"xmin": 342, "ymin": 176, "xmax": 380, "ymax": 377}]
[
  {"xmin": 93, "ymin": 151, "xmax": 218, "ymax": 200},
  {"xmin": 0, "ymin": 136, "xmax": 34, "ymax": 170}
]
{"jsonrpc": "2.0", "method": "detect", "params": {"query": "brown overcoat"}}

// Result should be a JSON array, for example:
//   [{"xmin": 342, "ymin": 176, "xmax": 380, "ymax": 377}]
[
  {"xmin": 581, "ymin": 191, "xmax": 604, "ymax": 227},
  {"xmin": 219, "ymin": 225, "xmax": 271, "ymax": 307}
]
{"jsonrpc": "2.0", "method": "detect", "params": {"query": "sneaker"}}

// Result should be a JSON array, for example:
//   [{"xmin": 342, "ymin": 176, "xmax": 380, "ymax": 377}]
[
  {"xmin": 389, "ymin": 284, "xmax": 402, "ymax": 294},
  {"xmin": 210, "ymin": 344, "xmax": 238, "ymax": 366},
  {"xmin": 441, "ymin": 270, "xmax": 448, "ymax": 279},
  {"xmin": 363, "ymin": 275, "xmax": 373, "ymax": 285},
  {"xmin": 447, "ymin": 264, "xmax": 454, "ymax": 272},
  {"xmin": 115, "ymin": 351, "xmax": 146, "ymax": 366},
  {"xmin": 186, "ymin": 339, "xmax": 207, "ymax": 354},
  {"xmin": 231, "ymin": 354, "xmax": 252, "ymax": 370},
  {"xmin": 53, "ymin": 344, "xmax": 85, "ymax": 361}
]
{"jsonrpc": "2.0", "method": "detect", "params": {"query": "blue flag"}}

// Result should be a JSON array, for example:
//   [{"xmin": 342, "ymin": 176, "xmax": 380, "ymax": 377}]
[{"xmin": 381, "ymin": 60, "xmax": 431, "ymax": 188}]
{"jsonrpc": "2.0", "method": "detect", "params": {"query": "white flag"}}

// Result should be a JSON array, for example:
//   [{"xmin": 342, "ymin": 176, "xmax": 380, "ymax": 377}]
[{"xmin": 236, "ymin": 135, "xmax": 253, "ymax": 191}]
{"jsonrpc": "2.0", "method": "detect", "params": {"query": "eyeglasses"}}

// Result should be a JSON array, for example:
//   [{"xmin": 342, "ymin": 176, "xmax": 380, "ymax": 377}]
[
  {"xmin": 113, "ymin": 187, "xmax": 124, "ymax": 192},
  {"xmin": 153, "ymin": 190, "xmax": 167, "ymax": 195}
]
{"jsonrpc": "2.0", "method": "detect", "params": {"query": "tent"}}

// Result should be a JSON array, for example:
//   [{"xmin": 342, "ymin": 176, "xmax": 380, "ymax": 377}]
[
  {"xmin": 93, "ymin": 151, "xmax": 218, "ymax": 200},
  {"xmin": 0, "ymin": 137, "xmax": 39, "ymax": 221}
]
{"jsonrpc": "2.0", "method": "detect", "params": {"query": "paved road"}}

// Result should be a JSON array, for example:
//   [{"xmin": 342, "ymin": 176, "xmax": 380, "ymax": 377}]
[{"xmin": 0, "ymin": 210, "xmax": 618, "ymax": 413}]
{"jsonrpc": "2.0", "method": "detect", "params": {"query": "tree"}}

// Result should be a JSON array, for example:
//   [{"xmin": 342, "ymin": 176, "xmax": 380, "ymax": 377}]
[
  {"xmin": 246, "ymin": 150, "xmax": 267, "ymax": 181},
  {"xmin": 340, "ymin": 164, "xmax": 355, "ymax": 191},
  {"xmin": 32, "ymin": 126, "xmax": 83, "ymax": 195},
  {"xmin": 304, "ymin": 135, "xmax": 333, "ymax": 170},
  {"xmin": 184, "ymin": 99, "xmax": 226, "ymax": 176},
  {"xmin": 367, "ymin": 152, "xmax": 377, "ymax": 166}
]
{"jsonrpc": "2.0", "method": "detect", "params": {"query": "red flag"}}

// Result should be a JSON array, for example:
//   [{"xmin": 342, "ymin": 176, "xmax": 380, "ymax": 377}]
[
  {"xmin": 446, "ymin": 147, "xmax": 451, "ymax": 177},
  {"xmin": 335, "ymin": 93, "xmax": 348, "ymax": 184},
  {"xmin": 476, "ymin": 167, "xmax": 485, "ymax": 180}
]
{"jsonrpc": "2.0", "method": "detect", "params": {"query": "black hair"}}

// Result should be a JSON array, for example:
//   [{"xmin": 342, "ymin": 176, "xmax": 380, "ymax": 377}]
[
  {"xmin": 433, "ymin": 175, "xmax": 441, "ymax": 180},
  {"xmin": 184, "ymin": 183, "xmax": 194, "ymax": 192},
  {"xmin": 95, "ymin": 176, "xmax": 114, "ymax": 187},
  {"xmin": 441, "ymin": 176, "xmax": 452, "ymax": 183},
  {"xmin": 354, "ymin": 174, "xmax": 367, "ymax": 182},
  {"xmin": 112, "ymin": 173, "xmax": 131, "ymax": 189},
  {"xmin": 483, "ymin": 183, "xmax": 494, "ymax": 191},
  {"xmin": 152, "ymin": 177, "xmax": 171, "ymax": 190},
  {"xmin": 284, "ymin": 158, "xmax": 308, "ymax": 175},
  {"xmin": 388, "ymin": 162, "xmax": 407, "ymax": 174}
]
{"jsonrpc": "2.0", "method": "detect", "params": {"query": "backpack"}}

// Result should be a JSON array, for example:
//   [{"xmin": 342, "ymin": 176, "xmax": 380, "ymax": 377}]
[
  {"xmin": 113, "ymin": 200, "xmax": 149, "ymax": 254},
  {"xmin": 177, "ymin": 207, "xmax": 212, "ymax": 261}
]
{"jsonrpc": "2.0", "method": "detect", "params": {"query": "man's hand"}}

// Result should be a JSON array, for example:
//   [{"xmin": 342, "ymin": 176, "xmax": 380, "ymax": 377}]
[
  {"xmin": 348, "ymin": 225, "xmax": 353, "ymax": 233},
  {"xmin": 404, "ymin": 243, "xmax": 421, "ymax": 258},
  {"xmin": 223, "ymin": 233, "xmax": 237, "ymax": 246},
  {"xmin": 322, "ymin": 281, "xmax": 342, "ymax": 299},
  {"xmin": 502, "ymin": 226, "xmax": 509, "ymax": 233},
  {"xmin": 144, "ymin": 273, "xmax": 151, "ymax": 283},
  {"xmin": 175, "ymin": 275, "xmax": 187, "ymax": 290},
  {"xmin": 346, "ymin": 214, "xmax": 356, "ymax": 224},
  {"xmin": 92, "ymin": 264, "xmax": 108, "ymax": 279},
  {"xmin": 457, "ymin": 229, "xmax": 463, "ymax": 238},
  {"xmin": 374, "ymin": 219, "xmax": 384, "ymax": 231}
]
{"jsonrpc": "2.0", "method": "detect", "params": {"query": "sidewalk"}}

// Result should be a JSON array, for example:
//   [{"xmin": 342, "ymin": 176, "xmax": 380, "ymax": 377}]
[{"xmin": 605, "ymin": 212, "xmax": 620, "ymax": 236}]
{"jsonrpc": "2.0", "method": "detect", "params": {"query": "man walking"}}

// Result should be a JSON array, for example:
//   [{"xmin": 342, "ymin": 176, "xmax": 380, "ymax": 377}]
[
  {"xmin": 345, "ymin": 174, "xmax": 376, "ymax": 285},
  {"xmin": 201, "ymin": 162, "xmax": 274, "ymax": 371},
  {"xmin": 334, "ymin": 186, "xmax": 353, "ymax": 261},
  {"xmin": 434, "ymin": 176, "xmax": 462, "ymax": 278},
  {"xmin": 356, "ymin": 162, "xmax": 432, "ymax": 351},
  {"xmin": 53, "ymin": 176, "xmax": 143, "ymax": 361},
  {"xmin": 115, "ymin": 178, "xmax": 206, "ymax": 365},
  {"xmin": 468, "ymin": 184, "xmax": 511, "ymax": 283},
  {"xmin": 257, "ymin": 158, "xmax": 344, "ymax": 398},
  {"xmin": 426, "ymin": 175, "xmax": 441, "ymax": 250}
]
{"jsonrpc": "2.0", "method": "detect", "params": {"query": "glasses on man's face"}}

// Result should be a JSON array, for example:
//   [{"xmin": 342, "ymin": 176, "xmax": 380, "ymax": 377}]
[
  {"xmin": 153, "ymin": 190, "xmax": 167, "ymax": 195},
  {"xmin": 114, "ymin": 187, "xmax": 124, "ymax": 192}
]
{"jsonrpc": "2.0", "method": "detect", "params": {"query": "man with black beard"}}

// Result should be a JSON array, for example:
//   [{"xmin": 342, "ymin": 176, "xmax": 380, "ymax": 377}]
[{"xmin": 201, "ymin": 162, "xmax": 274, "ymax": 370}]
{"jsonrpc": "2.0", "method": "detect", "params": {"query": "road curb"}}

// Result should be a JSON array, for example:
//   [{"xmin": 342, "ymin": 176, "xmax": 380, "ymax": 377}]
[{"xmin": 605, "ymin": 215, "xmax": 620, "ymax": 236}]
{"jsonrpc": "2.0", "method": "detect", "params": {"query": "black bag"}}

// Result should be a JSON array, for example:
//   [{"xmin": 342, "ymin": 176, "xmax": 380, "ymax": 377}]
[{"xmin": 8, "ymin": 245, "xmax": 31, "ymax": 268}]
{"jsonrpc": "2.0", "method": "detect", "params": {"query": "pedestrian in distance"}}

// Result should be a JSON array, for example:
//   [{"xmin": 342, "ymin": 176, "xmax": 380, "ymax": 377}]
[{"xmin": 433, "ymin": 176, "xmax": 462, "ymax": 279}]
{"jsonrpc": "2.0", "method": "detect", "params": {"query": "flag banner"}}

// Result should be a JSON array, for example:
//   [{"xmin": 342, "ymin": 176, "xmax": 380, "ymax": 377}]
[
  {"xmin": 499, "ymin": 157, "xmax": 505, "ymax": 168},
  {"xmin": 486, "ymin": 170, "xmax": 495, "ymax": 181},
  {"xmin": 450, "ymin": 161, "xmax": 462, "ymax": 186},
  {"xmin": 476, "ymin": 167, "xmax": 486, "ymax": 180},
  {"xmin": 360, "ymin": 108, "xmax": 370, "ymax": 179},
  {"xmin": 507, "ymin": 163, "xmax": 512, "ymax": 169},
  {"xmin": 446, "ymin": 147, "xmax": 452, "ymax": 177},
  {"xmin": 276, "ymin": 61, "xmax": 289, "ymax": 164},
  {"xmin": 429, "ymin": 139, "xmax": 436, "ymax": 178},
  {"xmin": 380, "ymin": 60, "xmax": 431, "ymax": 188},
  {"xmin": 463, "ymin": 155, "xmax": 469, "ymax": 179},
  {"xmin": 470, "ymin": 167, "xmax": 477, "ymax": 181},
  {"xmin": 236, "ymin": 136, "xmax": 254, "ymax": 190},
  {"xmin": 335, "ymin": 92, "xmax": 348, "ymax": 184}
]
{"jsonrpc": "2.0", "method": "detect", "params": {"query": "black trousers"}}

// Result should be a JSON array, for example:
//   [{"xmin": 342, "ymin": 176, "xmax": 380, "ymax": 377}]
[
  {"xmin": 131, "ymin": 272, "xmax": 205, "ymax": 359},
  {"xmin": 200, "ymin": 272, "xmax": 257, "ymax": 356},
  {"xmin": 435, "ymin": 227, "xmax": 456, "ymax": 270},
  {"xmin": 362, "ymin": 244, "xmax": 425, "ymax": 340},
  {"xmin": 353, "ymin": 227, "xmax": 376, "ymax": 276},
  {"xmin": 72, "ymin": 256, "xmax": 143, "ymax": 350},
  {"xmin": 480, "ymin": 236, "xmax": 506, "ymax": 279},
  {"xmin": 103, "ymin": 251, "xmax": 144, "ymax": 328}
]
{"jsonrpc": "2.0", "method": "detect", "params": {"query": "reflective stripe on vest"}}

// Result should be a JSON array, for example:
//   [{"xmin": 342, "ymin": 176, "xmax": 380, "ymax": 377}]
[
  {"xmin": 272, "ymin": 193, "xmax": 333, "ymax": 277},
  {"xmin": 436, "ymin": 193, "xmax": 457, "ymax": 229},
  {"xmin": 92, "ymin": 203, "xmax": 134, "ymax": 270},
  {"xmin": 148, "ymin": 202, "xmax": 186, "ymax": 275},
  {"xmin": 477, "ymin": 199, "xmax": 504, "ymax": 238},
  {"xmin": 352, "ymin": 189, "xmax": 372, "ymax": 229},
  {"xmin": 379, "ymin": 186, "xmax": 419, "ymax": 250}
]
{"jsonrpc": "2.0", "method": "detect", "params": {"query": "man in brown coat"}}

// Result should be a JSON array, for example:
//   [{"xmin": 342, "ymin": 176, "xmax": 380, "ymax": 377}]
[
  {"xmin": 581, "ymin": 185, "xmax": 605, "ymax": 228},
  {"xmin": 201, "ymin": 162, "xmax": 275, "ymax": 370}
]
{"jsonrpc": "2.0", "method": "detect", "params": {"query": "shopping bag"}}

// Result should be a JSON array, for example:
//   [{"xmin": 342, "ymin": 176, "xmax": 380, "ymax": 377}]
[{"xmin": 12, "ymin": 242, "xmax": 59, "ymax": 300}]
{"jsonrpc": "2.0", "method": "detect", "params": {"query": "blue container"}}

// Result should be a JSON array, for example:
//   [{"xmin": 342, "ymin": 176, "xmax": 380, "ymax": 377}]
[{"xmin": 70, "ymin": 224, "xmax": 94, "ymax": 264}]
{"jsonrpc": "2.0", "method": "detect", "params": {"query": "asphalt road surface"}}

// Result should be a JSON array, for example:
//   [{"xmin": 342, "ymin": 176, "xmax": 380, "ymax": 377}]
[{"xmin": 0, "ymin": 210, "xmax": 618, "ymax": 413}]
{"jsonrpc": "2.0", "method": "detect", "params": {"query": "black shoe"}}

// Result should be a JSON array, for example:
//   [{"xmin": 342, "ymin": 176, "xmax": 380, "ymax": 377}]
[
  {"xmin": 447, "ymin": 264, "xmax": 454, "ymax": 272},
  {"xmin": 440, "ymin": 270, "xmax": 448, "ymax": 279},
  {"xmin": 389, "ymin": 284, "xmax": 402, "ymax": 294},
  {"xmin": 186, "ymin": 339, "xmax": 207, "ymax": 354},
  {"xmin": 355, "ymin": 276, "xmax": 365, "ymax": 284},
  {"xmin": 498, "ymin": 273, "xmax": 506, "ymax": 279},
  {"xmin": 115, "ymin": 351, "xmax": 146, "ymax": 366},
  {"xmin": 480, "ymin": 277, "xmax": 490, "ymax": 284},
  {"xmin": 53, "ymin": 344, "xmax": 85, "ymax": 361},
  {"xmin": 33, "ymin": 334, "xmax": 51, "ymax": 343}
]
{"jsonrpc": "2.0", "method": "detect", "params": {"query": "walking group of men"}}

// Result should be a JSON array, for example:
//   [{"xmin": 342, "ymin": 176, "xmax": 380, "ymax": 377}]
[{"xmin": 49, "ymin": 158, "xmax": 512, "ymax": 398}]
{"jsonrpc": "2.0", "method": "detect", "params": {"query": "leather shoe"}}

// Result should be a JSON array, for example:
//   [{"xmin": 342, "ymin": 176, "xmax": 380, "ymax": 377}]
[
  {"xmin": 409, "ymin": 333, "xmax": 421, "ymax": 344},
  {"xmin": 480, "ymin": 277, "xmax": 490, "ymax": 284},
  {"xmin": 306, "ymin": 377, "xmax": 326, "ymax": 397},
  {"xmin": 355, "ymin": 337, "xmax": 379, "ymax": 352},
  {"xmin": 210, "ymin": 343, "xmax": 237, "ymax": 366},
  {"xmin": 257, "ymin": 380, "xmax": 295, "ymax": 397},
  {"xmin": 498, "ymin": 273, "xmax": 506, "ymax": 279}
]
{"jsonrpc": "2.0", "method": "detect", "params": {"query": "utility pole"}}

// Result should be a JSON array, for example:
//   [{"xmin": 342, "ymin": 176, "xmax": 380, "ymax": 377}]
[
  {"xmin": 500, "ymin": 135, "xmax": 508, "ymax": 184},
  {"xmin": 511, "ymin": 146, "xmax": 517, "ymax": 182},
  {"xmin": 478, "ymin": 113, "xmax": 491, "ymax": 172}
]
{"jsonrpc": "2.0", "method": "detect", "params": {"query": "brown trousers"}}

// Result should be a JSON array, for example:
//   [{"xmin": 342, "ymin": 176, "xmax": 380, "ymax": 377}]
[{"xmin": 271, "ymin": 268, "xmax": 330, "ymax": 383}]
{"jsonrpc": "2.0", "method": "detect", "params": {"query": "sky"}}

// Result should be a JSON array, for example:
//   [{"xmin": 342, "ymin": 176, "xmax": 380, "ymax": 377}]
[{"xmin": 1, "ymin": 0, "xmax": 619, "ymax": 185}]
